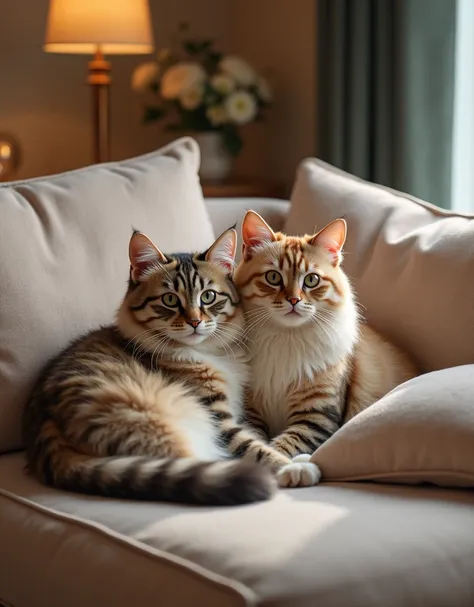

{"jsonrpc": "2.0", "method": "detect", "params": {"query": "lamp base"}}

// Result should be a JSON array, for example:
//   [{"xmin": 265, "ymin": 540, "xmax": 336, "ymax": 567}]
[{"xmin": 88, "ymin": 48, "xmax": 111, "ymax": 164}]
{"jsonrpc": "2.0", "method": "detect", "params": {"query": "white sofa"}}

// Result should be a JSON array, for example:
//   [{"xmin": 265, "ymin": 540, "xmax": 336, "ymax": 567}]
[{"xmin": 1, "ymin": 139, "xmax": 474, "ymax": 607}]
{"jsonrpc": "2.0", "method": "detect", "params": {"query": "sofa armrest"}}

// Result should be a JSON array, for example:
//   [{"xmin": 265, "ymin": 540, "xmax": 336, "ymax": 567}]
[{"xmin": 205, "ymin": 197, "xmax": 290, "ymax": 237}]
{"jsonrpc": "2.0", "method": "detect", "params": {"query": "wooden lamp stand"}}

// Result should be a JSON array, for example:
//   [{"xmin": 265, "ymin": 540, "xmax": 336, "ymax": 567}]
[{"xmin": 88, "ymin": 47, "xmax": 111, "ymax": 164}]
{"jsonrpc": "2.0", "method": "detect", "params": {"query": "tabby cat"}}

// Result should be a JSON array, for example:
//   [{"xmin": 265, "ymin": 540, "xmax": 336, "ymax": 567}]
[
  {"xmin": 234, "ymin": 211, "xmax": 418, "ymax": 486},
  {"xmin": 23, "ymin": 227, "xmax": 299, "ymax": 506}
]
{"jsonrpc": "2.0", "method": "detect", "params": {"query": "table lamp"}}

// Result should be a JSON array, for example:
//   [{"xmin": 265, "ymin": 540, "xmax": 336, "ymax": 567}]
[{"xmin": 44, "ymin": 0, "xmax": 154, "ymax": 163}]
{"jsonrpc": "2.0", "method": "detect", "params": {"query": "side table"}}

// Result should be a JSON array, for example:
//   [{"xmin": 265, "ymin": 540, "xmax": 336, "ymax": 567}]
[{"xmin": 201, "ymin": 177, "xmax": 287, "ymax": 199}]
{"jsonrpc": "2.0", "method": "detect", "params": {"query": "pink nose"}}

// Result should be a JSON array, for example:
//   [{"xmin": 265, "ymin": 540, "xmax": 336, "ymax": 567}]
[
  {"xmin": 288, "ymin": 297, "xmax": 301, "ymax": 306},
  {"xmin": 188, "ymin": 319, "xmax": 201, "ymax": 328}
]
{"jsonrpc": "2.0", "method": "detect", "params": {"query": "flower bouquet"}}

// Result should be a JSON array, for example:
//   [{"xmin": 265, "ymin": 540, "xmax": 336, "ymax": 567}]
[{"xmin": 132, "ymin": 24, "xmax": 272, "ymax": 178}]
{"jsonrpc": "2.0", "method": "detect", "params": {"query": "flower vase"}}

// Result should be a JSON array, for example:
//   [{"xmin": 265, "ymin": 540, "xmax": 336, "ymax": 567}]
[{"xmin": 194, "ymin": 132, "xmax": 233, "ymax": 181}]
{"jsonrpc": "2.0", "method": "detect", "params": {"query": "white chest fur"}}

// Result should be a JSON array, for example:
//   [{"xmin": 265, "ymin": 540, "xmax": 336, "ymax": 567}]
[
  {"xmin": 248, "ymin": 310, "xmax": 357, "ymax": 436},
  {"xmin": 172, "ymin": 346, "xmax": 248, "ymax": 460}
]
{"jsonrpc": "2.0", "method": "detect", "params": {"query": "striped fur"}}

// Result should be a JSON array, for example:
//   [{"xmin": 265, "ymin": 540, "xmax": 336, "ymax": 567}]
[
  {"xmin": 22, "ymin": 228, "xmax": 292, "ymax": 506},
  {"xmin": 234, "ymin": 211, "xmax": 418, "ymax": 469}
]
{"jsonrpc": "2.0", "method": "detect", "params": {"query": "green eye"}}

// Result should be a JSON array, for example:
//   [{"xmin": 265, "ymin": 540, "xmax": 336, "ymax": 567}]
[
  {"xmin": 265, "ymin": 271, "xmax": 282, "ymax": 286},
  {"xmin": 304, "ymin": 273, "xmax": 320, "ymax": 288},
  {"xmin": 201, "ymin": 290, "xmax": 217, "ymax": 305},
  {"xmin": 162, "ymin": 292, "xmax": 179, "ymax": 308}
]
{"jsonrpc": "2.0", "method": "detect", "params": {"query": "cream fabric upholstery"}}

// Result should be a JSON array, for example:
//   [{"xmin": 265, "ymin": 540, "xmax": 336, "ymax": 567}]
[
  {"xmin": 1, "ymin": 153, "xmax": 474, "ymax": 607},
  {"xmin": 206, "ymin": 197, "xmax": 290, "ymax": 245},
  {"xmin": 1, "ymin": 453, "xmax": 474, "ymax": 607},
  {"xmin": 312, "ymin": 365, "xmax": 474, "ymax": 487},
  {"xmin": 0, "ymin": 138, "xmax": 214, "ymax": 453}
]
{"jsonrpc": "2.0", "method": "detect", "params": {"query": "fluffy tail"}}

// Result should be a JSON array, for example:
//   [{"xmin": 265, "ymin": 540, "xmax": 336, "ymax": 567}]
[{"xmin": 33, "ymin": 449, "xmax": 276, "ymax": 506}]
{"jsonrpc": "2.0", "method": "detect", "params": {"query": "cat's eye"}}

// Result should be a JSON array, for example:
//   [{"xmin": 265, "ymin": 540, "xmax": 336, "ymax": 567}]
[
  {"xmin": 265, "ymin": 270, "xmax": 283, "ymax": 286},
  {"xmin": 304, "ymin": 273, "xmax": 320, "ymax": 288},
  {"xmin": 201, "ymin": 290, "xmax": 217, "ymax": 305},
  {"xmin": 161, "ymin": 292, "xmax": 179, "ymax": 308}
]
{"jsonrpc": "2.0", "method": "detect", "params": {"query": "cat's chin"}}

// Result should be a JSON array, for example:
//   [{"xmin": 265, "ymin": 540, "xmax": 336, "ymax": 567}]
[
  {"xmin": 271, "ymin": 312, "xmax": 311, "ymax": 328},
  {"xmin": 173, "ymin": 333, "xmax": 208, "ymax": 346}
]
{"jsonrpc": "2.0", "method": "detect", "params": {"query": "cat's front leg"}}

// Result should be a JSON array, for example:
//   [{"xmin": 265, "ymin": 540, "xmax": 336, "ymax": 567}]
[
  {"xmin": 206, "ymin": 388, "xmax": 320, "ymax": 487},
  {"xmin": 202, "ymin": 383, "xmax": 291, "ymax": 473},
  {"xmin": 243, "ymin": 389, "xmax": 270, "ymax": 441},
  {"xmin": 270, "ymin": 376, "xmax": 343, "ymax": 459},
  {"xmin": 221, "ymin": 423, "xmax": 319, "ymax": 488},
  {"xmin": 268, "ymin": 381, "xmax": 344, "ymax": 487}
]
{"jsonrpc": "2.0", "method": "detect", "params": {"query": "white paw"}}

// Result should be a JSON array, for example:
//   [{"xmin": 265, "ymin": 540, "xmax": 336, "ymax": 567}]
[
  {"xmin": 276, "ymin": 462, "xmax": 321, "ymax": 488},
  {"xmin": 292, "ymin": 453, "xmax": 312, "ymax": 463}
]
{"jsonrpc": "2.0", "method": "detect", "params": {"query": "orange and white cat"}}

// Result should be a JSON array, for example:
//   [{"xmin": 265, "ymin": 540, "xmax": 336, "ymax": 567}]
[{"xmin": 234, "ymin": 211, "xmax": 418, "ymax": 486}]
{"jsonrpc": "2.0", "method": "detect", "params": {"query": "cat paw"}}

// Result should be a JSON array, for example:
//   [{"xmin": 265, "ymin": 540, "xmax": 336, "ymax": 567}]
[
  {"xmin": 292, "ymin": 454, "xmax": 312, "ymax": 463},
  {"xmin": 276, "ymin": 461, "xmax": 321, "ymax": 488}
]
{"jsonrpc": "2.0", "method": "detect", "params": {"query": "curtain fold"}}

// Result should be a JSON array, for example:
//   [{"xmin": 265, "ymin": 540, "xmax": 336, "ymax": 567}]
[{"xmin": 317, "ymin": 0, "xmax": 456, "ymax": 209}]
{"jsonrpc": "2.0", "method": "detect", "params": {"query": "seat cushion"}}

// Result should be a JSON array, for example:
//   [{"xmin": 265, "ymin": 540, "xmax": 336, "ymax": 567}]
[
  {"xmin": 0, "ymin": 137, "xmax": 214, "ymax": 453},
  {"xmin": 1, "ymin": 453, "xmax": 474, "ymax": 607},
  {"xmin": 312, "ymin": 365, "xmax": 474, "ymax": 488},
  {"xmin": 285, "ymin": 158, "xmax": 474, "ymax": 372}
]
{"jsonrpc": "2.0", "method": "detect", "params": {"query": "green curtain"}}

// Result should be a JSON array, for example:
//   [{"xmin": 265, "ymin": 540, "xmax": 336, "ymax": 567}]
[{"xmin": 317, "ymin": 0, "xmax": 456, "ymax": 209}]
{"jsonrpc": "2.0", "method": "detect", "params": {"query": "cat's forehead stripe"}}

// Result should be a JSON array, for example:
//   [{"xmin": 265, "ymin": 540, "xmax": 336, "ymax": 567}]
[{"xmin": 281, "ymin": 242, "xmax": 307, "ymax": 275}]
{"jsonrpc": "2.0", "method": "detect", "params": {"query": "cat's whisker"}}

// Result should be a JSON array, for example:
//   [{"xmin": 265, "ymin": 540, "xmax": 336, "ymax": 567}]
[
  {"xmin": 214, "ymin": 328, "xmax": 250, "ymax": 354},
  {"xmin": 132, "ymin": 331, "xmax": 168, "ymax": 360},
  {"xmin": 243, "ymin": 316, "xmax": 269, "ymax": 337},
  {"xmin": 212, "ymin": 331, "xmax": 235, "ymax": 359},
  {"xmin": 151, "ymin": 335, "xmax": 172, "ymax": 366},
  {"xmin": 217, "ymin": 322, "xmax": 254, "ymax": 344},
  {"xmin": 314, "ymin": 314, "xmax": 338, "ymax": 332},
  {"xmin": 310, "ymin": 316, "xmax": 336, "ymax": 346},
  {"xmin": 124, "ymin": 327, "xmax": 156, "ymax": 349},
  {"xmin": 243, "ymin": 310, "xmax": 270, "ymax": 332}
]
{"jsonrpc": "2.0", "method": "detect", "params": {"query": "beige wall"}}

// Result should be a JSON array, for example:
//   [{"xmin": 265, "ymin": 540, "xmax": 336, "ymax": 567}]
[
  {"xmin": 0, "ymin": 0, "xmax": 316, "ymax": 183},
  {"xmin": 231, "ymin": 0, "xmax": 317, "ymax": 184}
]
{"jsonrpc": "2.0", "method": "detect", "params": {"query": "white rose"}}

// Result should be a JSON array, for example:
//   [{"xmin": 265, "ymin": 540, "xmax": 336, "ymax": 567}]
[
  {"xmin": 161, "ymin": 63, "xmax": 206, "ymax": 100},
  {"xmin": 206, "ymin": 105, "xmax": 228, "ymax": 126},
  {"xmin": 219, "ymin": 56, "xmax": 256, "ymax": 86},
  {"xmin": 131, "ymin": 61, "xmax": 159, "ymax": 93},
  {"xmin": 225, "ymin": 91, "xmax": 257, "ymax": 125},
  {"xmin": 210, "ymin": 74, "xmax": 236, "ymax": 96},
  {"xmin": 180, "ymin": 84, "xmax": 204, "ymax": 110},
  {"xmin": 256, "ymin": 76, "xmax": 272, "ymax": 103}
]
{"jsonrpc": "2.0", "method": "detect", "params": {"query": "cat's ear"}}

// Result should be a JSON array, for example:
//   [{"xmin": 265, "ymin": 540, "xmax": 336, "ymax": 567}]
[
  {"xmin": 204, "ymin": 227, "xmax": 237, "ymax": 274},
  {"xmin": 308, "ymin": 218, "xmax": 347, "ymax": 266},
  {"xmin": 129, "ymin": 231, "xmax": 168, "ymax": 282},
  {"xmin": 241, "ymin": 210, "xmax": 276, "ymax": 261}
]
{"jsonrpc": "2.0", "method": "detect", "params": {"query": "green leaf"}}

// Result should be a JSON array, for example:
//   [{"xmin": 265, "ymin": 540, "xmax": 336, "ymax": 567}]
[
  {"xmin": 142, "ymin": 106, "xmax": 166, "ymax": 124},
  {"xmin": 183, "ymin": 40, "xmax": 200, "ymax": 55},
  {"xmin": 164, "ymin": 123, "xmax": 184, "ymax": 132},
  {"xmin": 222, "ymin": 125, "xmax": 243, "ymax": 157},
  {"xmin": 204, "ymin": 50, "xmax": 223, "ymax": 73},
  {"xmin": 183, "ymin": 38, "xmax": 215, "ymax": 56}
]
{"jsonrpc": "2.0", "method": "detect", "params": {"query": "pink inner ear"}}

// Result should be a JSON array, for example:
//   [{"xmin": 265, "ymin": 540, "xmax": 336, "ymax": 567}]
[
  {"xmin": 242, "ymin": 214, "xmax": 275, "ymax": 249},
  {"xmin": 326, "ymin": 244, "xmax": 339, "ymax": 255}
]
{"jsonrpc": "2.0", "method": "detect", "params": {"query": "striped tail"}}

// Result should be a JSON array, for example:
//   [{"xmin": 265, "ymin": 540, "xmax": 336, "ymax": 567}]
[{"xmin": 35, "ymin": 449, "xmax": 276, "ymax": 506}]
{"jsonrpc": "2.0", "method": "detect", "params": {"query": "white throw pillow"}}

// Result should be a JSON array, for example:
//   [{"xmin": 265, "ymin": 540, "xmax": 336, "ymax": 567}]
[
  {"xmin": 312, "ymin": 366, "xmax": 474, "ymax": 488},
  {"xmin": 0, "ymin": 137, "xmax": 214, "ymax": 452}
]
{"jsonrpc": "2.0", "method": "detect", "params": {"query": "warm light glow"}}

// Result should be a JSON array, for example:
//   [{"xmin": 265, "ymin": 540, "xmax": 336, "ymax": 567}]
[
  {"xmin": 0, "ymin": 145, "xmax": 11, "ymax": 159},
  {"xmin": 44, "ymin": 0, "xmax": 154, "ymax": 55}
]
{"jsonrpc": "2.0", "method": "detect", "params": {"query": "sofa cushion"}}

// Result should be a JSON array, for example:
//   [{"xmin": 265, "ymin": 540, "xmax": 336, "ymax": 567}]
[
  {"xmin": 1, "ymin": 453, "xmax": 474, "ymax": 607},
  {"xmin": 0, "ymin": 138, "xmax": 214, "ymax": 453},
  {"xmin": 311, "ymin": 365, "xmax": 474, "ymax": 488},
  {"xmin": 285, "ymin": 159, "xmax": 474, "ymax": 372}
]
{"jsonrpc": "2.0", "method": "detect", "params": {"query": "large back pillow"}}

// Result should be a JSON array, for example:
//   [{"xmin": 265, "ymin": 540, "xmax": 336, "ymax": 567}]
[
  {"xmin": 0, "ymin": 137, "xmax": 214, "ymax": 453},
  {"xmin": 285, "ymin": 159, "xmax": 474, "ymax": 373}
]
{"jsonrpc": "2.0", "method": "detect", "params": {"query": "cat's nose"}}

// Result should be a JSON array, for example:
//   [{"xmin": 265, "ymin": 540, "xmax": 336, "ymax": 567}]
[
  {"xmin": 187, "ymin": 318, "xmax": 202, "ymax": 328},
  {"xmin": 287, "ymin": 297, "xmax": 301, "ymax": 306}
]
